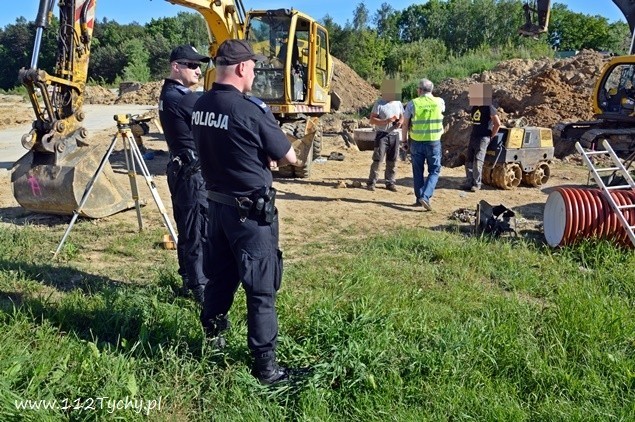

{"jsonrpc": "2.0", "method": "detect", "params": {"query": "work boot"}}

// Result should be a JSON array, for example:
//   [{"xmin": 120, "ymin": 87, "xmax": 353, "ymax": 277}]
[
  {"xmin": 203, "ymin": 315, "xmax": 230, "ymax": 350},
  {"xmin": 190, "ymin": 285, "xmax": 205, "ymax": 305},
  {"xmin": 386, "ymin": 183, "xmax": 398, "ymax": 192},
  {"xmin": 366, "ymin": 182, "xmax": 376, "ymax": 191},
  {"xmin": 177, "ymin": 276, "xmax": 190, "ymax": 297},
  {"xmin": 251, "ymin": 352, "xmax": 290, "ymax": 385}
]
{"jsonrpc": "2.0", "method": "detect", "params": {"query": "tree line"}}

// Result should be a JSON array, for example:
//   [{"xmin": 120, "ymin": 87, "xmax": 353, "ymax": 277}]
[{"xmin": 0, "ymin": 1, "xmax": 629, "ymax": 92}]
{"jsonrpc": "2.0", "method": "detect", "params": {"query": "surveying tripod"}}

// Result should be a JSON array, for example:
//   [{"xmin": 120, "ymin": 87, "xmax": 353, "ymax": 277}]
[{"xmin": 54, "ymin": 114, "xmax": 178, "ymax": 258}]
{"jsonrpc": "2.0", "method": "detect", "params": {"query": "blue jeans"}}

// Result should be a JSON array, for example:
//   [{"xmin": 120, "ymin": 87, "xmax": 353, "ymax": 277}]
[{"xmin": 410, "ymin": 140, "xmax": 441, "ymax": 203}]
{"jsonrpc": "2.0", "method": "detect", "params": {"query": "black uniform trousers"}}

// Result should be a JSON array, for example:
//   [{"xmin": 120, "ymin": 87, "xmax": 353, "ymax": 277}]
[
  {"xmin": 166, "ymin": 160, "xmax": 209, "ymax": 289},
  {"xmin": 201, "ymin": 201, "xmax": 283, "ymax": 356}
]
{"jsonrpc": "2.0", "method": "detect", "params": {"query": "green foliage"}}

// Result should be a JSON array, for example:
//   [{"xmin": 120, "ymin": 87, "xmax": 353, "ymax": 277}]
[
  {"xmin": 384, "ymin": 38, "xmax": 447, "ymax": 77},
  {"xmin": 121, "ymin": 39, "xmax": 151, "ymax": 83},
  {"xmin": 400, "ymin": 43, "xmax": 554, "ymax": 101},
  {"xmin": 89, "ymin": 43, "xmax": 128, "ymax": 84},
  {"xmin": 146, "ymin": 12, "xmax": 208, "ymax": 55},
  {"xmin": 0, "ymin": 17, "xmax": 58, "ymax": 90},
  {"xmin": 548, "ymin": 3, "xmax": 630, "ymax": 53},
  {"xmin": 342, "ymin": 29, "xmax": 391, "ymax": 86},
  {"xmin": 0, "ymin": 1, "xmax": 629, "ymax": 95},
  {"xmin": 1, "ymin": 223, "xmax": 635, "ymax": 419}
]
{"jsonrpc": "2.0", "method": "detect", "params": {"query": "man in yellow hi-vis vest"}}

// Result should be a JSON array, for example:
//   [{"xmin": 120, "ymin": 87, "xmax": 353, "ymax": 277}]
[{"xmin": 402, "ymin": 79, "xmax": 445, "ymax": 211}]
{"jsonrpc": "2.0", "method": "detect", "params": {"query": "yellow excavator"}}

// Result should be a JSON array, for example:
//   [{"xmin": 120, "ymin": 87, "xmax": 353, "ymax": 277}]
[
  {"xmin": 12, "ymin": 0, "xmax": 337, "ymax": 218},
  {"xmin": 521, "ymin": 1, "xmax": 635, "ymax": 155}
]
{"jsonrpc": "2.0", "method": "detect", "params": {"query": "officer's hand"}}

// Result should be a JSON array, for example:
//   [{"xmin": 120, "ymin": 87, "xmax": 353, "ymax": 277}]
[
  {"xmin": 268, "ymin": 157, "xmax": 279, "ymax": 170},
  {"xmin": 291, "ymin": 159, "xmax": 304, "ymax": 168}
]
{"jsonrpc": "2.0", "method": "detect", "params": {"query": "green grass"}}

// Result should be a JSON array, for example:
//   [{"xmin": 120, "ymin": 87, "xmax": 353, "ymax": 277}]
[{"xmin": 0, "ymin": 222, "xmax": 634, "ymax": 420}]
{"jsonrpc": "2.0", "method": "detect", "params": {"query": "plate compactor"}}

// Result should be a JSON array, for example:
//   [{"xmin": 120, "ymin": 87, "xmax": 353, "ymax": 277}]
[{"xmin": 482, "ymin": 126, "xmax": 554, "ymax": 189}]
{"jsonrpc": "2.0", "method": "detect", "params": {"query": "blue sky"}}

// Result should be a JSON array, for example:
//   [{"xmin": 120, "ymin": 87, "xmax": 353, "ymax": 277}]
[{"xmin": 0, "ymin": 1, "xmax": 627, "ymax": 29}]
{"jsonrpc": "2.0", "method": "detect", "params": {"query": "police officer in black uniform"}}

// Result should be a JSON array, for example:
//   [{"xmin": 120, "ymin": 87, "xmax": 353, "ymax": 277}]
[
  {"xmin": 192, "ymin": 39, "xmax": 299, "ymax": 385},
  {"xmin": 158, "ymin": 45, "xmax": 210, "ymax": 303}
]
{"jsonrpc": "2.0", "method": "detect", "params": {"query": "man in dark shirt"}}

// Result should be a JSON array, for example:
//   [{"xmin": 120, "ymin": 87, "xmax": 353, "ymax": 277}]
[
  {"xmin": 464, "ymin": 83, "xmax": 501, "ymax": 192},
  {"xmin": 158, "ymin": 45, "xmax": 210, "ymax": 303},
  {"xmin": 192, "ymin": 39, "xmax": 298, "ymax": 385}
]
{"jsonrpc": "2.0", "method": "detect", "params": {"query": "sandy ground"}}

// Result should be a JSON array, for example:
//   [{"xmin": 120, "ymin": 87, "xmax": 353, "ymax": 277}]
[{"xmin": 0, "ymin": 124, "xmax": 591, "ymax": 255}]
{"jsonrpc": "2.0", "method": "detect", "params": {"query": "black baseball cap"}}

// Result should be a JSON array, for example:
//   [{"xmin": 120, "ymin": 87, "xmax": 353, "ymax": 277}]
[
  {"xmin": 169, "ymin": 45, "xmax": 210, "ymax": 63},
  {"xmin": 214, "ymin": 39, "xmax": 266, "ymax": 66}
]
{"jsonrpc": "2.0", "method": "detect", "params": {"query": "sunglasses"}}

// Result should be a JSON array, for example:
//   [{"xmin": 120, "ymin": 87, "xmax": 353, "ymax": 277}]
[{"xmin": 177, "ymin": 61, "xmax": 201, "ymax": 70}]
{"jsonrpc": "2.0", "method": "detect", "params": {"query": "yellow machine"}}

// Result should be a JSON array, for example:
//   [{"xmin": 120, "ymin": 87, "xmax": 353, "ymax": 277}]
[
  {"xmin": 12, "ymin": 0, "xmax": 337, "ymax": 218},
  {"xmin": 521, "ymin": 1, "xmax": 635, "ymax": 155},
  {"xmin": 482, "ymin": 126, "xmax": 554, "ymax": 189}
]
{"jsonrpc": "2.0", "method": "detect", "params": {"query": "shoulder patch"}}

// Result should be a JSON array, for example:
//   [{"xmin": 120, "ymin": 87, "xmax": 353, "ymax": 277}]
[
  {"xmin": 175, "ymin": 84, "xmax": 190, "ymax": 95},
  {"xmin": 245, "ymin": 95, "xmax": 269, "ymax": 113}
]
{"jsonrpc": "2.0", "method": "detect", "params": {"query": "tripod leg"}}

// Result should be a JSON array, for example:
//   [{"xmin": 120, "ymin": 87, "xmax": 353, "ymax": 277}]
[
  {"xmin": 127, "ymin": 134, "xmax": 179, "ymax": 243},
  {"xmin": 122, "ymin": 132, "xmax": 144, "ymax": 231},
  {"xmin": 54, "ymin": 134, "xmax": 119, "ymax": 259}
]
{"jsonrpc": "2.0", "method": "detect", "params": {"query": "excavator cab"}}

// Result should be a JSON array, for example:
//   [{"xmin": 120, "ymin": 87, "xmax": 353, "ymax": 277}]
[
  {"xmin": 595, "ymin": 60, "xmax": 635, "ymax": 117},
  {"xmin": 244, "ymin": 9, "xmax": 335, "ymax": 177},
  {"xmin": 246, "ymin": 9, "xmax": 332, "ymax": 110}
]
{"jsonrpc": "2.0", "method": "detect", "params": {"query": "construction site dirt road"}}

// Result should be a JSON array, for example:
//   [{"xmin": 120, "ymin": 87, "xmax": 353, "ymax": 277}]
[{"xmin": 0, "ymin": 52, "xmax": 605, "ymax": 253}]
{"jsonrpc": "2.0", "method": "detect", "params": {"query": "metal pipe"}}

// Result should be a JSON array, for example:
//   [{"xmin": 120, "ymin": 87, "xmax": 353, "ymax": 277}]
[{"xmin": 30, "ymin": 0, "xmax": 55, "ymax": 69}]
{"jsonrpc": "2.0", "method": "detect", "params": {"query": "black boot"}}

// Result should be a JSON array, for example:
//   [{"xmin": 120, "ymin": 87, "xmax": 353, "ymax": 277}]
[
  {"xmin": 251, "ymin": 351, "xmax": 289, "ymax": 385},
  {"xmin": 190, "ymin": 285, "xmax": 205, "ymax": 305},
  {"xmin": 203, "ymin": 315, "xmax": 230, "ymax": 349}
]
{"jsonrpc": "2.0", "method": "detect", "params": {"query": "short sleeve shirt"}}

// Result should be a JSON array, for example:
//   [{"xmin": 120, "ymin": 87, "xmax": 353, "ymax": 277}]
[
  {"xmin": 192, "ymin": 83, "xmax": 291, "ymax": 197},
  {"xmin": 470, "ymin": 105, "xmax": 497, "ymax": 137},
  {"xmin": 371, "ymin": 99, "xmax": 405, "ymax": 132}
]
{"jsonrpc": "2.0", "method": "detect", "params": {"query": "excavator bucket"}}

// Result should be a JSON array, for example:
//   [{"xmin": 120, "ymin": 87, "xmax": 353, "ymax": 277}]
[
  {"xmin": 280, "ymin": 116, "xmax": 318, "ymax": 178},
  {"xmin": 11, "ymin": 143, "xmax": 136, "ymax": 218}
]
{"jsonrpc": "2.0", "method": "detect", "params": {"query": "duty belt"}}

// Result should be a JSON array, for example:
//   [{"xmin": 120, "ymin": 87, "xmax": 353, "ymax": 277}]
[
  {"xmin": 207, "ymin": 188, "xmax": 277, "ymax": 223},
  {"xmin": 207, "ymin": 191, "xmax": 254, "ymax": 222},
  {"xmin": 170, "ymin": 149, "xmax": 197, "ymax": 164}
]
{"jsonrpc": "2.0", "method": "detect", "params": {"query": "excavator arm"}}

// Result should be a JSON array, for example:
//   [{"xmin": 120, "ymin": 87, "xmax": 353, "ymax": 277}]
[
  {"xmin": 519, "ymin": 0, "xmax": 551, "ymax": 36},
  {"xmin": 12, "ymin": 0, "xmax": 141, "ymax": 218},
  {"xmin": 19, "ymin": 0, "xmax": 94, "ymax": 157},
  {"xmin": 165, "ymin": 0, "xmax": 245, "ymax": 58},
  {"xmin": 520, "ymin": 1, "xmax": 635, "ymax": 38}
]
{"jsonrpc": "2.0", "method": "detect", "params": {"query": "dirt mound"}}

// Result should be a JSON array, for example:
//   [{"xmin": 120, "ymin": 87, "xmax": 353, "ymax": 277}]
[
  {"xmin": 84, "ymin": 85, "xmax": 117, "ymax": 104},
  {"xmin": 115, "ymin": 81, "xmax": 164, "ymax": 105},
  {"xmin": 331, "ymin": 56, "xmax": 379, "ymax": 113},
  {"xmin": 438, "ymin": 50, "xmax": 608, "ymax": 166},
  {"xmin": 105, "ymin": 57, "xmax": 378, "ymax": 114}
]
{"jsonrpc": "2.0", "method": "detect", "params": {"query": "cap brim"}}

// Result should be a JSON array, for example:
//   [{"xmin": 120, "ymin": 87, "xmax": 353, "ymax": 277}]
[
  {"xmin": 194, "ymin": 54, "xmax": 211, "ymax": 63},
  {"xmin": 253, "ymin": 53, "xmax": 267, "ymax": 62}
]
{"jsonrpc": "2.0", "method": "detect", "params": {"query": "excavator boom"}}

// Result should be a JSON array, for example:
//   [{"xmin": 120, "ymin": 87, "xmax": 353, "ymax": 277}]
[{"xmin": 165, "ymin": 0, "xmax": 245, "ymax": 57}]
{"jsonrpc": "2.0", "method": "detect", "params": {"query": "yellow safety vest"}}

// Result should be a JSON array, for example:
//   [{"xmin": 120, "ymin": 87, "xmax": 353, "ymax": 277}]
[{"xmin": 409, "ymin": 96, "xmax": 443, "ymax": 142}]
